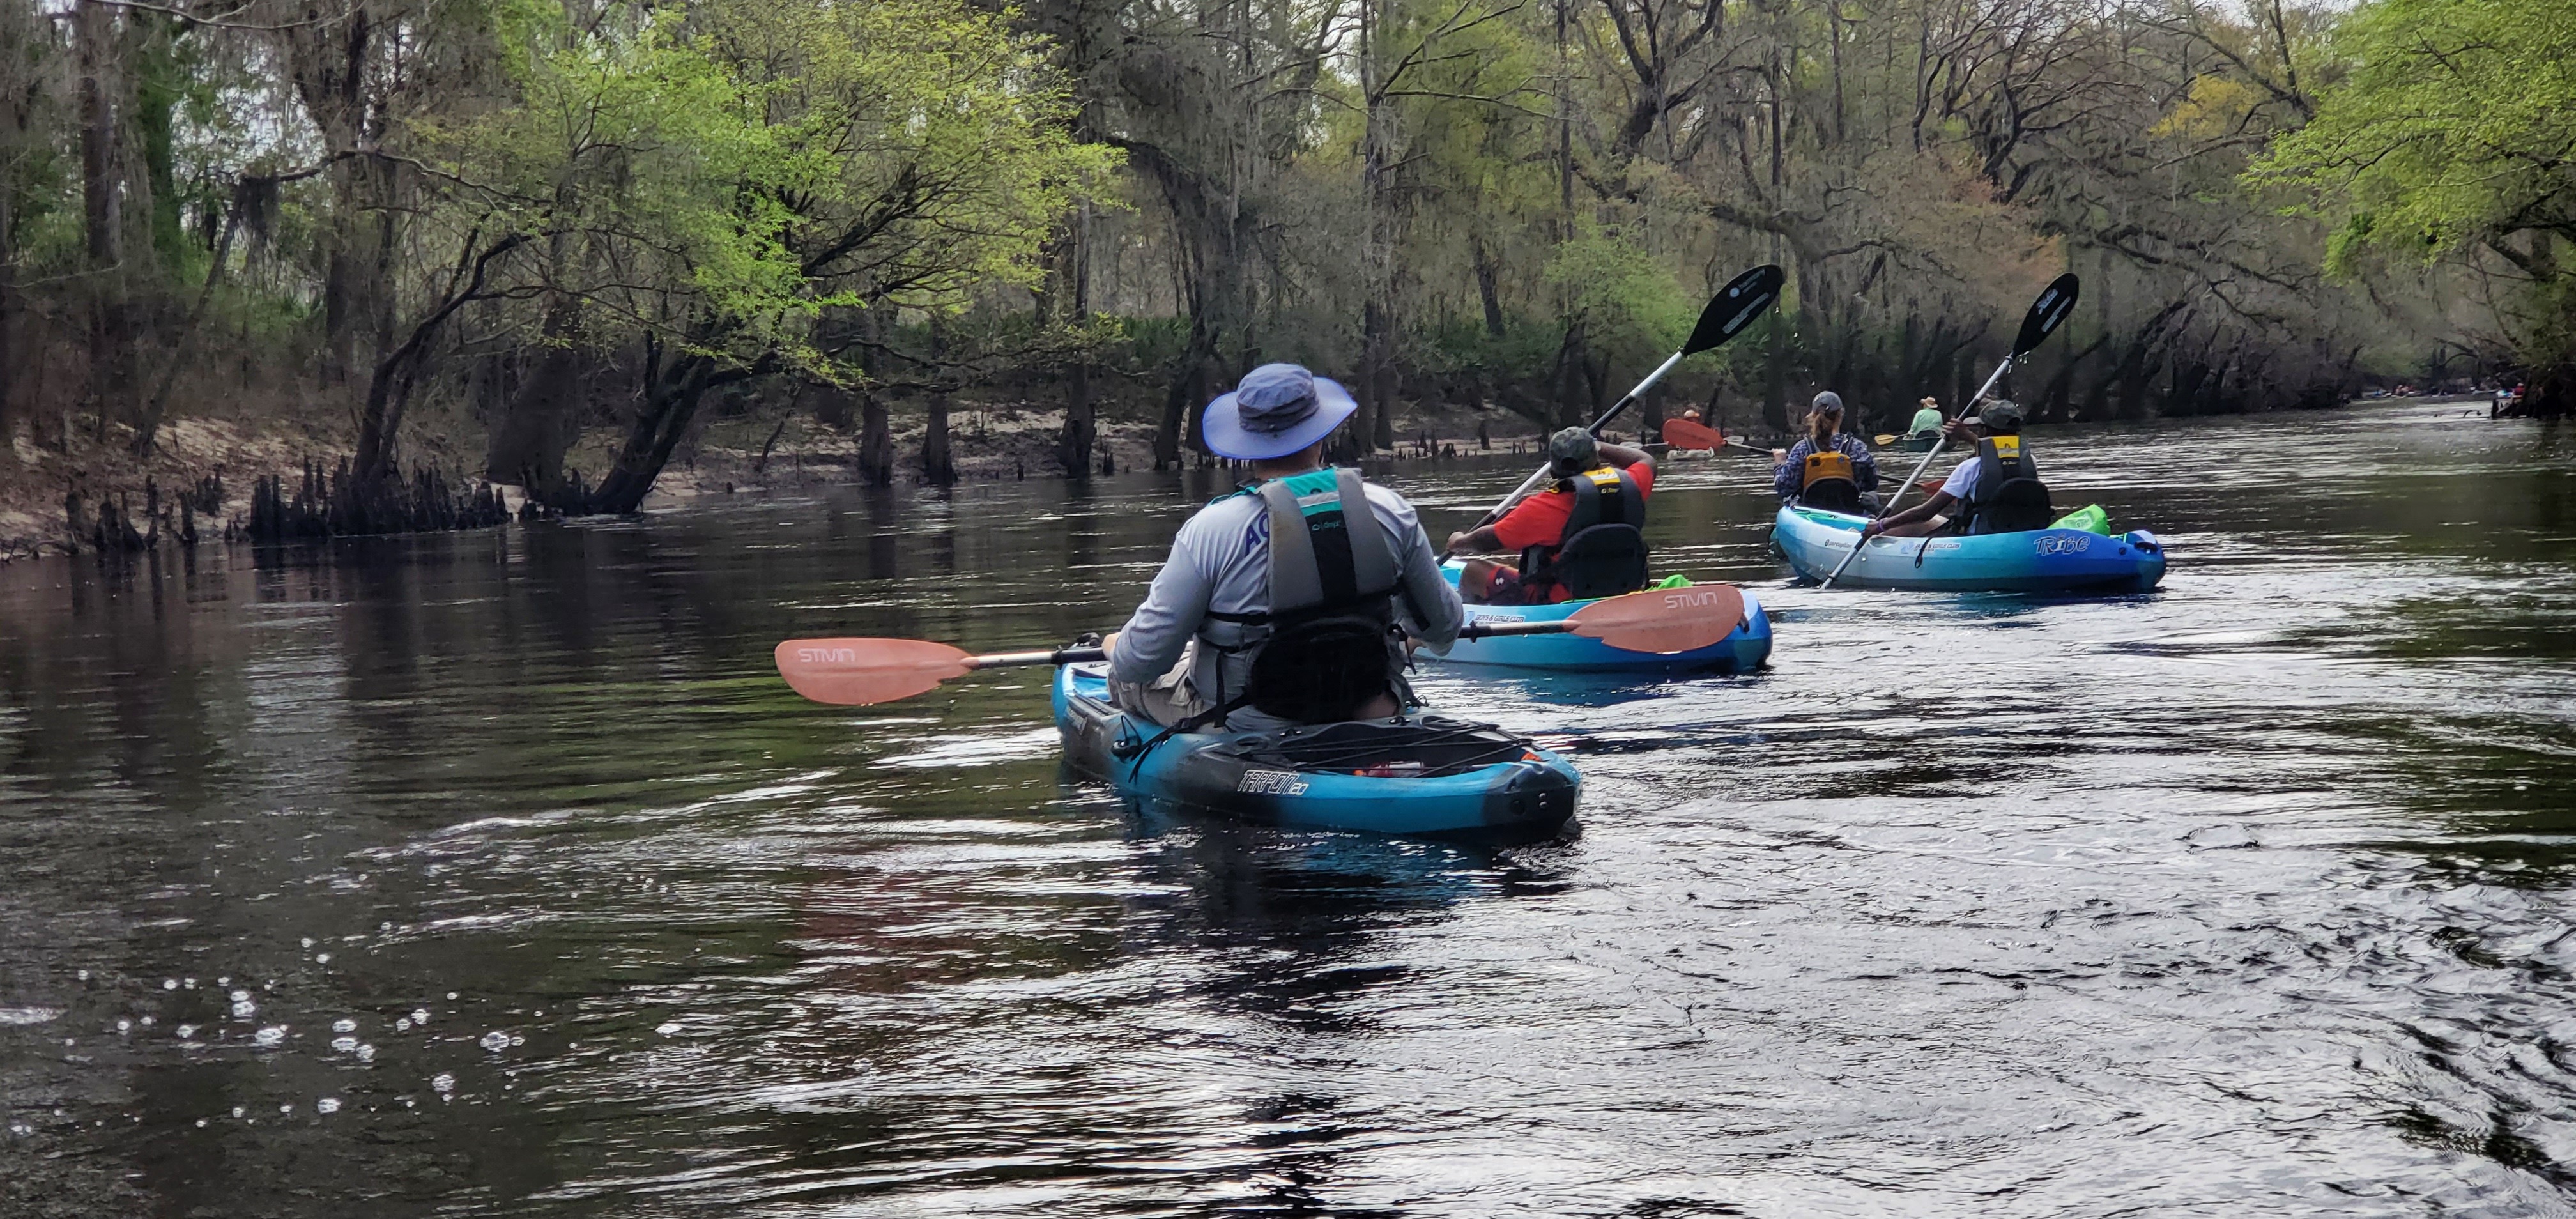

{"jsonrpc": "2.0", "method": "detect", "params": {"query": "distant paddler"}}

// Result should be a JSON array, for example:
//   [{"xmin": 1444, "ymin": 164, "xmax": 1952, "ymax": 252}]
[
  {"xmin": 1446, "ymin": 427, "xmax": 1657, "ymax": 606},
  {"xmin": 1770, "ymin": 391, "xmax": 1878, "ymax": 514},
  {"xmin": 1859, "ymin": 400, "xmax": 2055, "ymax": 539},
  {"xmin": 1907, "ymin": 397, "xmax": 1944, "ymax": 439},
  {"xmin": 1106, "ymin": 362, "xmax": 1464, "ymax": 732}
]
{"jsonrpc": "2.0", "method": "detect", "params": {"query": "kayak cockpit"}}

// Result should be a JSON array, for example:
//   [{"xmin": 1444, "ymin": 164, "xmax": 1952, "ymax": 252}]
[{"xmin": 1052, "ymin": 663, "xmax": 1579, "ymax": 840}]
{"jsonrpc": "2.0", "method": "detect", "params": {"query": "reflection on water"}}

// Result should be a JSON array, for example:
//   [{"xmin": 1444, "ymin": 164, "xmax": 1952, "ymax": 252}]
[{"xmin": 3, "ymin": 404, "xmax": 2575, "ymax": 1215}]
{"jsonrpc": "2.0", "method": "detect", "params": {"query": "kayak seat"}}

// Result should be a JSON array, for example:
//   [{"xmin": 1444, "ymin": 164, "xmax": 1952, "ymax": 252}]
[
  {"xmin": 1795, "ymin": 475, "xmax": 1864, "ymax": 514},
  {"xmin": 1965, "ymin": 479, "xmax": 2055, "ymax": 534},
  {"xmin": 1542, "ymin": 523, "xmax": 1650, "ymax": 600}
]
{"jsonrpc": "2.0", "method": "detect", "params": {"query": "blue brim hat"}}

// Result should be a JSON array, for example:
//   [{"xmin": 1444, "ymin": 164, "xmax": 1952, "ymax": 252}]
[{"xmin": 1202, "ymin": 363, "xmax": 1358, "ymax": 461}]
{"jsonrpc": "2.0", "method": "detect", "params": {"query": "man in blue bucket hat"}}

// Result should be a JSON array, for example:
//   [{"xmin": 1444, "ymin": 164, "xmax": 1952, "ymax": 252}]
[{"xmin": 1105, "ymin": 362, "xmax": 1462, "ymax": 732}]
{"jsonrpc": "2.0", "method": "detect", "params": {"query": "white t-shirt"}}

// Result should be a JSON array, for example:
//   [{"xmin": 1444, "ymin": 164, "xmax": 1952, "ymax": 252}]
[{"xmin": 1938, "ymin": 457, "xmax": 1979, "ymax": 500}]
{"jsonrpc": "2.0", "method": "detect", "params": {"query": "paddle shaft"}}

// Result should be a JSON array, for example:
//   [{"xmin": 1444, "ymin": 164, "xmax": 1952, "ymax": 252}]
[
  {"xmin": 1457, "ymin": 617, "xmax": 1629, "ymax": 641},
  {"xmin": 967, "ymin": 617, "xmax": 1607, "ymax": 674},
  {"xmin": 975, "ymin": 645, "xmax": 1107, "ymax": 668},
  {"xmin": 1818, "ymin": 354, "xmax": 2016, "ymax": 589},
  {"xmin": 1473, "ymin": 349, "xmax": 1684, "ymax": 528}
]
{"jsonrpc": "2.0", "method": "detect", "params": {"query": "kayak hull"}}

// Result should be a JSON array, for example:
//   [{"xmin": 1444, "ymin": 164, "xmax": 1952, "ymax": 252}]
[
  {"xmin": 1430, "ymin": 564, "xmax": 1771, "ymax": 673},
  {"xmin": 1052, "ymin": 664, "xmax": 1579, "ymax": 839},
  {"xmin": 1770, "ymin": 505, "xmax": 2166, "ymax": 593}
]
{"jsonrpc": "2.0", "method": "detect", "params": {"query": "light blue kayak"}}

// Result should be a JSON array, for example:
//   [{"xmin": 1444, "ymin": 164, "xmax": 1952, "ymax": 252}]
[
  {"xmin": 1052, "ymin": 664, "xmax": 1580, "ymax": 840},
  {"xmin": 1429, "ymin": 563, "xmax": 1772, "ymax": 673},
  {"xmin": 1770, "ymin": 504, "xmax": 2166, "ymax": 593}
]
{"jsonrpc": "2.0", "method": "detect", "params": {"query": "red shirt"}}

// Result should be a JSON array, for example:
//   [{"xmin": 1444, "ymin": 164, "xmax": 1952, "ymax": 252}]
[{"xmin": 1491, "ymin": 463, "xmax": 1655, "ymax": 600}]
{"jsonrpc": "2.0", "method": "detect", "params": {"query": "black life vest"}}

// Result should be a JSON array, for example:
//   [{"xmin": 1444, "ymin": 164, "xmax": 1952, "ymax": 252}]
[
  {"xmin": 1204, "ymin": 467, "xmax": 1407, "ymax": 724},
  {"xmin": 1959, "ymin": 434, "xmax": 2053, "ymax": 534},
  {"xmin": 1796, "ymin": 441, "xmax": 1863, "ymax": 512},
  {"xmin": 1519, "ymin": 466, "xmax": 1650, "ymax": 600}
]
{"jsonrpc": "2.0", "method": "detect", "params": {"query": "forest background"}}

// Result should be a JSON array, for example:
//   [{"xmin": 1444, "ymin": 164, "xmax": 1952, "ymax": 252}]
[{"xmin": 0, "ymin": 0, "xmax": 2566, "ymax": 549}]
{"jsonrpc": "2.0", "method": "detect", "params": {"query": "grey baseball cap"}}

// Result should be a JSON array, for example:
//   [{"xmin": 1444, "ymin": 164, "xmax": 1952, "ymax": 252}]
[
  {"xmin": 1966, "ymin": 399, "xmax": 2025, "ymax": 430},
  {"xmin": 1811, "ymin": 390, "xmax": 1844, "ymax": 413},
  {"xmin": 1547, "ymin": 427, "xmax": 1599, "ymax": 475}
]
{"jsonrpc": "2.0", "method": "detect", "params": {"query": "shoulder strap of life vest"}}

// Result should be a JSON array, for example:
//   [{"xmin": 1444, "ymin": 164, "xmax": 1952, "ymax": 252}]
[
  {"xmin": 1803, "ymin": 444, "xmax": 1855, "ymax": 484},
  {"xmin": 1554, "ymin": 466, "xmax": 1641, "ymax": 545},
  {"xmin": 1970, "ymin": 435, "xmax": 2033, "ymax": 503},
  {"xmin": 1255, "ymin": 466, "xmax": 1398, "ymax": 617}
]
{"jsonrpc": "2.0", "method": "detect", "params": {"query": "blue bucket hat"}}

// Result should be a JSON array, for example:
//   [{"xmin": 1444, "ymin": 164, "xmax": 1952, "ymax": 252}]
[{"xmin": 1201, "ymin": 363, "xmax": 1358, "ymax": 461}]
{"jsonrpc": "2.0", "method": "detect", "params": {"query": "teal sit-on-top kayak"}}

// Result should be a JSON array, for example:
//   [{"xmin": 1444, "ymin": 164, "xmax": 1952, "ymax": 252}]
[
  {"xmin": 1427, "ymin": 562, "xmax": 1772, "ymax": 673},
  {"xmin": 1051, "ymin": 664, "xmax": 1580, "ymax": 840},
  {"xmin": 1770, "ymin": 504, "xmax": 2166, "ymax": 592}
]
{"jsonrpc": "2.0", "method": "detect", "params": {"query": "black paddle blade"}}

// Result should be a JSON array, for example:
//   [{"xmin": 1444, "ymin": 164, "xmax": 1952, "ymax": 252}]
[
  {"xmin": 2012, "ymin": 273, "xmax": 2080, "ymax": 356},
  {"xmin": 1683, "ymin": 264, "xmax": 1785, "ymax": 355}
]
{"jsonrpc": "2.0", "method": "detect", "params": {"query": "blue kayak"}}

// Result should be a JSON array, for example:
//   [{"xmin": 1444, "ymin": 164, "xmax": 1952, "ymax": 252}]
[
  {"xmin": 1051, "ymin": 664, "xmax": 1580, "ymax": 839},
  {"xmin": 1770, "ymin": 504, "xmax": 2166, "ymax": 592},
  {"xmin": 1429, "ymin": 563, "xmax": 1772, "ymax": 673}
]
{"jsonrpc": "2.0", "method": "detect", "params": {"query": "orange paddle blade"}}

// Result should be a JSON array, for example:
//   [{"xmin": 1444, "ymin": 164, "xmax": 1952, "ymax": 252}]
[
  {"xmin": 1564, "ymin": 583, "xmax": 1748, "ymax": 654},
  {"xmin": 775, "ymin": 638, "xmax": 977, "ymax": 705},
  {"xmin": 1661, "ymin": 418, "xmax": 1725, "ymax": 451}
]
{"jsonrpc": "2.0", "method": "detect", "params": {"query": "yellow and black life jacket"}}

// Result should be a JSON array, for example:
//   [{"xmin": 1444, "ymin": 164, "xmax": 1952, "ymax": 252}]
[
  {"xmin": 1959, "ymin": 435, "xmax": 2053, "ymax": 535},
  {"xmin": 1519, "ymin": 466, "xmax": 1650, "ymax": 599},
  {"xmin": 1796, "ymin": 442, "xmax": 1863, "ymax": 512}
]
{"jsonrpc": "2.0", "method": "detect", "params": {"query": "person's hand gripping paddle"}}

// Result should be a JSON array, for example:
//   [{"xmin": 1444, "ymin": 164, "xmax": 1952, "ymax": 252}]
[
  {"xmin": 774, "ymin": 585, "xmax": 1749, "ymax": 707},
  {"xmin": 1460, "ymin": 265, "xmax": 1783, "ymax": 543},
  {"xmin": 1818, "ymin": 273, "xmax": 2079, "ymax": 590}
]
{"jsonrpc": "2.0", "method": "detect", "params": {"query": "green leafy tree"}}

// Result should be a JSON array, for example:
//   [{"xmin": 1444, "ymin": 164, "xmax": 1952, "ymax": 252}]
[
  {"xmin": 429, "ymin": 0, "xmax": 1114, "ymax": 507},
  {"xmin": 2248, "ymin": 0, "xmax": 2576, "ymax": 412}
]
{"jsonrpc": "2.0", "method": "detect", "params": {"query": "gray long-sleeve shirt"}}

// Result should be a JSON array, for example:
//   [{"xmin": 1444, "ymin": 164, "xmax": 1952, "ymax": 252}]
[{"xmin": 1110, "ymin": 475, "xmax": 1464, "ymax": 730}]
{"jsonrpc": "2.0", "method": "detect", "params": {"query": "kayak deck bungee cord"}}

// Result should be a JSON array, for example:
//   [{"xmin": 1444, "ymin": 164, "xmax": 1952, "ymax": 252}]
[{"xmin": 1052, "ymin": 664, "xmax": 1580, "ymax": 839}]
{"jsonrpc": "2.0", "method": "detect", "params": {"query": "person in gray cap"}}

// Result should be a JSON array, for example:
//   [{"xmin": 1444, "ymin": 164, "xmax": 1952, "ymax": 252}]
[
  {"xmin": 1105, "ymin": 362, "xmax": 1463, "ymax": 730},
  {"xmin": 1771, "ymin": 390, "xmax": 1878, "ymax": 512},
  {"xmin": 1860, "ymin": 399, "xmax": 2055, "ymax": 538},
  {"xmin": 1444, "ymin": 425, "xmax": 1657, "ymax": 604}
]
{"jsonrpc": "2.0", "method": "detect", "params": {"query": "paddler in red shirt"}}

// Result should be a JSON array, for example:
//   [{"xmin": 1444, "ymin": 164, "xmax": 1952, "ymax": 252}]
[{"xmin": 1445, "ymin": 427, "xmax": 1657, "ymax": 605}]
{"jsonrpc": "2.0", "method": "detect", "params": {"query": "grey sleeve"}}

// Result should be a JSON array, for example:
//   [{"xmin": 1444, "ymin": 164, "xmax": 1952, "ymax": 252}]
[
  {"xmin": 1110, "ymin": 512, "xmax": 1219, "ymax": 684},
  {"xmin": 1374, "ymin": 487, "xmax": 1464, "ymax": 654}
]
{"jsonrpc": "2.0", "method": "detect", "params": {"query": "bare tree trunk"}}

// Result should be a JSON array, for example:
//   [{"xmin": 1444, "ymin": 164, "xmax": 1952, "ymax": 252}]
[
  {"xmin": 353, "ymin": 232, "xmax": 525, "ymax": 489},
  {"xmin": 1357, "ymin": 0, "xmax": 1393, "ymax": 456},
  {"xmin": 0, "ymin": 151, "xmax": 15, "ymax": 450},
  {"xmin": 132, "ymin": 188, "xmax": 244, "ymax": 456},
  {"xmin": 321, "ymin": 174, "xmax": 358, "ymax": 383},
  {"xmin": 0, "ymin": 0, "xmax": 24, "ymax": 452},
  {"xmin": 480, "ymin": 312, "xmax": 583, "ymax": 494},
  {"xmin": 283, "ymin": 6, "xmax": 377, "ymax": 385},
  {"xmin": 1057, "ymin": 204, "xmax": 1094, "ymax": 477},
  {"xmin": 1472, "ymin": 236, "xmax": 1507, "ymax": 338},
  {"xmin": 482, "ymin": 220, "xmax": 585, "ymax": 494},
  {"xmin": 1554, "ymin": 0, "xmax": 1572, "ymax": 227},
  {"xmin": 1762, "ymin": 311, "xmax": 1789, "ymax": 431},
  {"xmin": 921, "ymin": 316, "xmax": 955, "ymax": 485},
  {"xmin": 1156, "ymin": 314, "xmax": 1209, "ymax": 468},
  {"xmin": 77, "ymin": 0, "xmax": 132, "ymax": 439},
  {"xmin": 588, "ymin": 355, "xmax": 718, "ymax": 513},
  {"xmin": 855, "ymin": 304, "xmax": 893, "ymax": 484}
]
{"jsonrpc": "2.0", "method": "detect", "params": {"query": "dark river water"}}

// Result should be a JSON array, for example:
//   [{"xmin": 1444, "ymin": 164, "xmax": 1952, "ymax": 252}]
[{"xmin": 4, "ymin": 402, "xmax": 2574, "ymax": 1216}]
